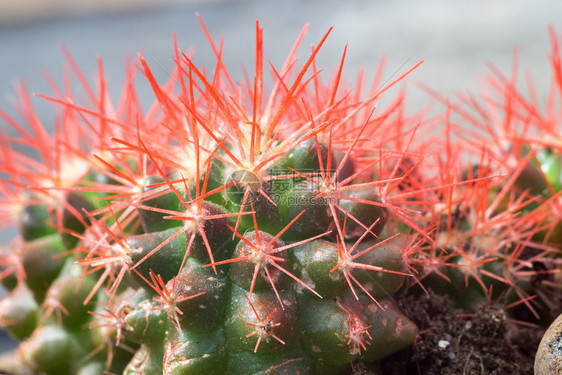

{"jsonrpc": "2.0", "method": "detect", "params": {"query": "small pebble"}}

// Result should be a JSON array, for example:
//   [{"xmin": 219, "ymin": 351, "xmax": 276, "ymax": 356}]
[{"xmin": 535, "ymin": 313, "xmax": 562, "ymax": 374}]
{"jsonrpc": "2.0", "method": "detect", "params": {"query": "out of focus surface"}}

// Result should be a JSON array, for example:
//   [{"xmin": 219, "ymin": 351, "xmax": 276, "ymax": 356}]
[
  {"xmin": 2, "ymin": 0, "xmax": 562, "ymax": 122},
  {"xmin": 1, "ymin": 0, "xmax": 561, "ymax": 352}
]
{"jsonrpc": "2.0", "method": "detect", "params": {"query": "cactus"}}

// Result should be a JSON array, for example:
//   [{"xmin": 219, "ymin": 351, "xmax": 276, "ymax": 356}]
[
  {"xmin": 1, "ymin": 19, "xmax": 562, "ymax": 374},
  {"xmin": 0, "ymin": 20, "xmax": 423, "ymax": 375},
  {"xmin": 410, "ymin": 26, "xmax": 562, "ymax": 328}
]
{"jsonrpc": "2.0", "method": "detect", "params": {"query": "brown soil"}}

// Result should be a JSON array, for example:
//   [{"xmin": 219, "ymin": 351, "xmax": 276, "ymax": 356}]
[{"xmin": 377, "ymin": 291, "xmax": 536, "ymax": 375}]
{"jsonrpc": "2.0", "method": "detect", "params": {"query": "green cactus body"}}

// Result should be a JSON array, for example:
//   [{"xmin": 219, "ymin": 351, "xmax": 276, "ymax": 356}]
[{"xmin": 0, "ymin": 112, "xmax": 418, "ymax": 374}]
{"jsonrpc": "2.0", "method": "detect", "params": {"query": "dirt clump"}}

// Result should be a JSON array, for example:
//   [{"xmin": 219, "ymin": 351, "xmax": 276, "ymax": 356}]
[{"xmin": 378, "ymin": 291, "xmax": 535, "ymax": 374}]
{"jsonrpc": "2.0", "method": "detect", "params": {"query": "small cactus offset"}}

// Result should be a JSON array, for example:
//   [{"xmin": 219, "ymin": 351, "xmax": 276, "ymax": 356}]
[{"xmin": 1, "ymin": 19, "xmax": 562, "ymax": 374}]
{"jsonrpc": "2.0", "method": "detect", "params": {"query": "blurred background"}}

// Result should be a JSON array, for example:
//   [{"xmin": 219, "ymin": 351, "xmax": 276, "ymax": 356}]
[{"xmin": 1, "ymin": 0, "xmax": 562, "ymax": 353}]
